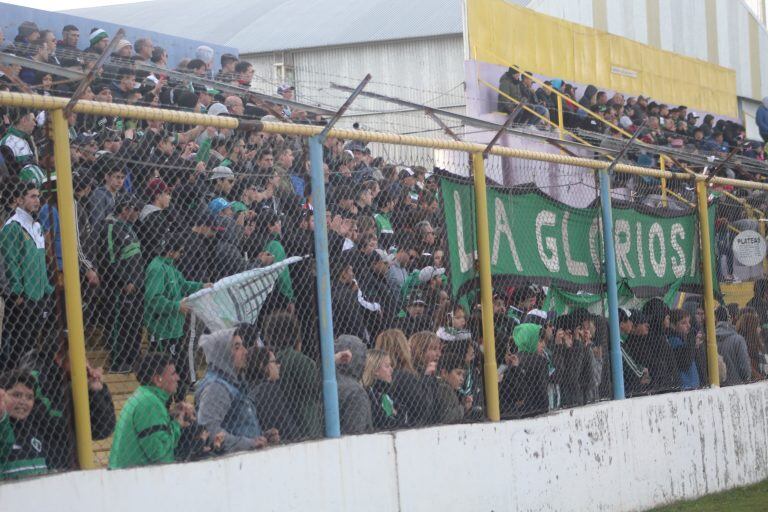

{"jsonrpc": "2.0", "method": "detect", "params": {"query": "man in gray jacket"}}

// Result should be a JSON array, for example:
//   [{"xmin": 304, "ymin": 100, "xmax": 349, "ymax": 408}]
[
  {"xmin": 196, "ymin": 327, "xmax": 279, "ymax": 453},
  {"xmin": 334, "ymin": 335, "xmax": 373, "ymax": 435},
  {"xmin": 715, "ymin": 306, "xmax": 751, "ymax": 386}
]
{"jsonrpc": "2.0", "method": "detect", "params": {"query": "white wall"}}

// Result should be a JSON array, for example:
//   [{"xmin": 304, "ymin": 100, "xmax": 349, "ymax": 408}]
[{"xmin": 3, "ymin": 382, "xmax": 768, "ymax": 512}]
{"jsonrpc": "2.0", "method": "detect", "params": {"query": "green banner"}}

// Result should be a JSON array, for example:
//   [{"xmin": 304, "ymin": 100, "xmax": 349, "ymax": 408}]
[{"xmin": 440, "ymin": 176, "xmax": 716, "ymax": 299}]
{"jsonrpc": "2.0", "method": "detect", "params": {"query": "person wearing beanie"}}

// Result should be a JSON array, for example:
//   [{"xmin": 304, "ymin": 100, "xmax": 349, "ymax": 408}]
[
  {"xmin": 500, "ymin": 323, "xmax": 548, "ymax": 418},
  {"xmin": 144, "ymin": 233, "xmax": 211, "ymax": 398},
  {"xmin": 86, "ymin": 28, "xmax": 109, "ymax": 54}
]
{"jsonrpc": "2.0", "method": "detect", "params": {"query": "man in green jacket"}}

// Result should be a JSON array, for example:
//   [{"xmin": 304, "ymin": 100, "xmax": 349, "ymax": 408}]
[
  {"xmin": 144, "ymin": 233, "xmax": 210, "ymax": 399},
  {"xmin": 0, "ymin": 182, "xmax": 55, "ymax": 371},
  {"xmin": 109, "ymin": 353, "xmax": 195, "ymax": 469}
]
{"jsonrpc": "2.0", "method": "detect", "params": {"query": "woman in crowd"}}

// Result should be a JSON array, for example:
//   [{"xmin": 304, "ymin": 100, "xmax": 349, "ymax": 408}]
[
  {"xmin": 375, "ymin": 329, "xmax": 430, "ymax": 428},
  {"xmin": 362, "ymin": 349, "xmax": 403, "ymax": 431},
  {"xmin": 736, "ymin": 308, "xmax": 767, "ymax": 381},
  {"xmin": 668, "ymin": 309, "xmax": 701, "ymax": 390},
  {"xmin": 244, "ymin": 346, "xmax": 300, "ymax": 442},
  {"xmin": 409, "ymin": 331, "xmax": 444, "ymax": 425}
]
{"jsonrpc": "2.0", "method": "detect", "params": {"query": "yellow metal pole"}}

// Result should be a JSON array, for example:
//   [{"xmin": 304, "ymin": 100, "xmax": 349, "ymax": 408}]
[
  {"xmin": 51, "ymin": 108, "xmax": 95, "ymax": 468},
  {"xmin": 556, "ymin": 95, "xmax": 564, "ymax": 140},
  {"xmin": 660, "ymin": 157, "xmax": 668, "ymax": 207},
  {"xmin": 471, "ymin": 153, "xmax": 500, "ymax": 422},
  {"xmin": 695, "ymin": 179, "xmax": 720, "ymax": 388}
]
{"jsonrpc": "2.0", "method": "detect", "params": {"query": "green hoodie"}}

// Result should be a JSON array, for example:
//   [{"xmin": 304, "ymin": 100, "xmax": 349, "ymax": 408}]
[
  {"xmin": 144, "ymin": 256, "xmax": 203, "ymax": 341},
  {"xmin": 108, "ymin": 385, "xmax": 181, "ymax": 469},
  {"xmin": 513, "ymin": 323, "xmax": 542, "ymax": 354}
]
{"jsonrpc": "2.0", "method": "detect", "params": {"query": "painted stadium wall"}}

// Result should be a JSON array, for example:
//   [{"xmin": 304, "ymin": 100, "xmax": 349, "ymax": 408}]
[{"xmin": 2, "ymin": 382, "xmax": 768, "ymax": 512}]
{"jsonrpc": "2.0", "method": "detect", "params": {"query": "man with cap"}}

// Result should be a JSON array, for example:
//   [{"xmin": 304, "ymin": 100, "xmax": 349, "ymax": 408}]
[
  {"xmin": 0, "ymin": 180, "xmax": 55, "ymax": 370},
  {"xmin": 85, "ymin": 28, "xmax": 109, "ymax": 55},
  {"xmin": 277, "ymin": 84, "xmax": 295, "ymax": 119},
  {"xmin": 393, "ymin": 289, "xmax": 433, "ymax": 338},
  {"xmin": 96, "ymin": 195, "xmax": 144, "ymax": 373},
  {"xmin": 138, "ymin": 178, "xmax": 174, "ymax": 264},
  {"xmin": 207, "ymin": 165, "xmax": 235, "ymax": 203},
  {"xmin": 144, "ymin": 232, "xmax": 212, "ymax": 398},
  {"xmin": 400, "ymin": 265, "xmax": 445, "ymax": 311}
]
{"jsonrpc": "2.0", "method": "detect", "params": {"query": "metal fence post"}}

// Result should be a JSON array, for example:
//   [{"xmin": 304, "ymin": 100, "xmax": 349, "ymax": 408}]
[
  {"xmin": 598, "ymin": 168, "xmax": 626, "ymax": 400},
  {"xmin": 470, "ymin": 153, "xmax": 500, "ymax": 422},
  {"xmin": 308, "ymin": 135, "xmax": 341, "ymax": 437},
  {"xmin": 50, "ymin": 108, "xmax": 95, "ymax": 468},
  {"xmin": 695, "ymin": 179, "xmax": 721, "ymax": 387}
]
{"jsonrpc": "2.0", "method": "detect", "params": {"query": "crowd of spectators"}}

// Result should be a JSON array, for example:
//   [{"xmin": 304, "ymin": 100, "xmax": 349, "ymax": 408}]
[
  {"xmin": 0, "ymin": 20, "xmax": 765, "ymax": 479},
  {"xmin": 496, "ymin": 67, "xmax": 767, "ymax": 170}
]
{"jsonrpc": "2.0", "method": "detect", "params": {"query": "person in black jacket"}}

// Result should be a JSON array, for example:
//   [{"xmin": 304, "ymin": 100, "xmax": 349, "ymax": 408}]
[
  {"xmin": 0, "ymin": 369, "xmax": 68, "ymax": 480},
  {"xmin": 19, "ymin": 344, "xmax": 115, "ymax": 470},
  {"xmin": 374, "ymin": 328, "xmax": 433, "ymax": 428},
  {"xmin": 641, "ymin": 298, "xmax": 681, "ymax": 393},
  {"xmin": 500, "ymin": 323, "xmax": 548, "ymax": 418},
  {"xmin": 97, "ymin": 196, "xmax": 144, "ymax": 373},
  {"xmin": 137, "ymin": 178, "xmax": 174, "ymax": 265},
  {"xmin": 362, "ymin": 349, "xmax": 403, "ymax": 431},
  {"xmin": 244, "ymin": 346, "xmax": 300, "ymax": 442}
]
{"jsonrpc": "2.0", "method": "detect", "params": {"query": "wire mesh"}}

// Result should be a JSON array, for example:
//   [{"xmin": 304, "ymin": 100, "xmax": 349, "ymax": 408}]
[{"xmin": 0, "ymin": 16, "xmax": 766, "ymax": 482}]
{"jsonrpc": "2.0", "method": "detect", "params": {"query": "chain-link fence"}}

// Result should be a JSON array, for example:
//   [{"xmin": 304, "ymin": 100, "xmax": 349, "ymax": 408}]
[{"xmin": 0, "ymin": 76, "xmax": 765, "ymax": 482}]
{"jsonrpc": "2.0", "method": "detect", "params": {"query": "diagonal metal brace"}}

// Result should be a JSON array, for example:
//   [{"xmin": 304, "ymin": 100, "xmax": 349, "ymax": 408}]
[
  {"xmin": 424, "ymin": 107, "xmax": 461, "ymax": 141},
  {"xmin": 319, "ymin": 74, "xmax": 371, "ymax": 140},
  {"xmin": 64, "ymin": 28, "xmax": 125, "ymax": 118},
  {"xmin": 483, "ymin": 104, "xmax": 523, "ymax": 157}
]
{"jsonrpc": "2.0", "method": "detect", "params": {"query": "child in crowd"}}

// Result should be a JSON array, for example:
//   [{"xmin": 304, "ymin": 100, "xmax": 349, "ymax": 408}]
[{"xmin": 433, "ymin": 352, "xmax": 472, "ymax": 424}]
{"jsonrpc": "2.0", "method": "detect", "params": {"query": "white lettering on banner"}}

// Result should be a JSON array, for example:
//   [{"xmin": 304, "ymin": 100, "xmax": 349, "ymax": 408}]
[
  {"xmin": 649, "ymin": 223, "xmax": 667, "ymax": 278},
  {"xmin": 536, "ymin": 210, "xmax": 559, "ymax": 272},
  {"xmin": 635, "ymin": 222, "xmax": 646, "ymax": 277},
  {"xmin": 454, "ymin": 191, "xmax": 474, "ymax": 274},
  {"xmin": 491, "ymin": 198, "xmax": 523, "ymax": 271},
  {"xmin": 589, "ymin": 217, "xmax": 602, "ymax": 274},
  {"xmin": 562, "ymin": 211, "xmax": 588, "ymax": 277},
  {"xmin": 670, "ymin": 223, "xmax": 687, "ymax": 278},
  {"xmin": 614, "ymin": 220, "xmax": 635, "ymax": 279}
]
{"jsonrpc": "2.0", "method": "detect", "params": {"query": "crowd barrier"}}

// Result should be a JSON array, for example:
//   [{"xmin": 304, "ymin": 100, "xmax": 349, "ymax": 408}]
[{"xmin": 0, "ymin": 90, "xmax": 766, "ymax": 483}]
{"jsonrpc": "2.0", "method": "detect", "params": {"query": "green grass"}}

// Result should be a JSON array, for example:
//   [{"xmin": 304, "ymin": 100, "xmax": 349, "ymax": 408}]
[{"xmin": 649, "ymin": 479, "xmax": 768, "ymax": 511}]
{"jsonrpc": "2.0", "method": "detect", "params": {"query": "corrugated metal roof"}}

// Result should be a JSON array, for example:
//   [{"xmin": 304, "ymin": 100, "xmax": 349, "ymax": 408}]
[{"xmin": 65, "ymin": 0, "xmax": 465, "ymax": 54}]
